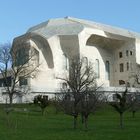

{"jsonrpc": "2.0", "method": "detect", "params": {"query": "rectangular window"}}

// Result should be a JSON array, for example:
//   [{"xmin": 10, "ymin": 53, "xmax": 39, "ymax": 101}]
[
  {"xmin": 0, "ymin": 79, "xmax": 3, "ymax": 87},
  {"xmin": 15, "ymin": 47, "xmax": 29, "ymax": 66},
  {"xmin": 0, "ymin": 77, "xmax": 12, "ymax": 87},
  {"xmin": 63, "ymin": 54, "xmax": 69, "ymax": 70},
  {"xmin": 120, "ymin": 63, "xmax": 124, "ymax": 72},
  {"xmin": 33, "ymin": 48, "xmax": 39, "ymax": 66},
  {"xmin": 126, "ymin": 50, "xmax": 129, "ymax": 56},
  {"xmin": 105, "ymin": 61, "xmax": 110, "ymax": 80},
  {"xmin": 126, "ymin": 62, "xmax": 129, "ymax": 71},
  {"xmin": 119, "ymin": 52, "xmax": 122, "ymax": 58},
  {"xmin": 19, "ymin": 77, "xmax": 28, "ymax": 86},
  {"xmin": 130, "ymin": 51, "xmax": 133, "ymax": 55},
  {"xmin": 95, "ymin": 59, "xmax": 100, "ymax": 78},
  {"xmin": 119, "ymin": 80, "xmax": 125, "ymax": 85}
]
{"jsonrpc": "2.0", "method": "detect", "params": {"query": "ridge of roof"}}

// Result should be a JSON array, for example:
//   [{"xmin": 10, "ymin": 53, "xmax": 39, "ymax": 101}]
[
  {"xmin": 27, "ymin": 16, "xmax": 140, "ymax": 39},
  {"xmin": 66, "ymin": 17, "xmax": 140, "ymax": 38}
]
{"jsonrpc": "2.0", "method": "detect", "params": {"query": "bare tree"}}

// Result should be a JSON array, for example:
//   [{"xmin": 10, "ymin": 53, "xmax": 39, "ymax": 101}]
[
  {"xmin": 129, "ymin": 92, "xmax": 140, "ymax": 118},
  {"xmin": 128, "ymin": 66, "xmax": 140, "ymax": 117},
  {"xmin": 0, "ymin": 42, "xmax": 40, "ymax": 106},
  {"xmin": 110, "ymin": 88, "xmax": 130, "ymax": 129},
  {"xmin": 33, "ymin": 95, "xmax": 49, "ymax": 115},
  {"xmin": 79, "ymin": 90, "xmax": 105, "ymax": 130},
  {"xmin": 57, "ymin": 57, "xmax": 101, "ymax": 129}
]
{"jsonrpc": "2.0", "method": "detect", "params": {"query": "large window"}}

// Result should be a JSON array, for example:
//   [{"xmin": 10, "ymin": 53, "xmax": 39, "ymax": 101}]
[
  {"xmin": 126, "ymin": 62, "xmax": 129, "ymax": 71},
  {"xmin": 105, "ymin": 61, "xmax": 110, "ymax": 80},
  {"xmin": 119, "ymin": 52, "xmax": 123, "ymax": 58},
  {"xmin": 120, "ymin": 63, "xmax": 124, "ymax": 72},
  {"xmin": 0, "ymin": 77, "xmax": 12, "ymax": 87},
  {"xmin": 130, "ymin": 51, "xmax": 133, "ymax": 55},
  {"xmin": 95, "ymin": 59, "xmax": 100, "ymax": 78},
  {"xmin": 32, "ymin": 48, "xmax": 39, "ymax": 66},
  {"xmin": 19, "ymin": 77, "xmax": 28, "ymax": 86},
  {"xmin": 63, "ymin": 54, "xmax": 69, "ymax": 70},
  {"xmin": 15, "ymin": 47, "xmax": 29, "ymax": 66},
  {"xmin": 126, "ymin": 50, "xmax": 129, "ymax": 56}
]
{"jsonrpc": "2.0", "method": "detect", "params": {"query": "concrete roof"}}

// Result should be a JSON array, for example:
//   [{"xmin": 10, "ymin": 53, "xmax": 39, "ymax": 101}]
[
  {"xmin": 27, "ymin": 17, "xmax": 140, "ymax": 39},
  {"xmin": 27, "ymin": 17, "xmax": 84, "ymax": 38}
]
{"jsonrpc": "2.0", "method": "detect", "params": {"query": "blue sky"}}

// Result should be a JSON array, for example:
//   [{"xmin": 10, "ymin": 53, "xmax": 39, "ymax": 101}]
[{"xmin": 0, "ymin": 0, "xmax": 140, "ymax": 43}]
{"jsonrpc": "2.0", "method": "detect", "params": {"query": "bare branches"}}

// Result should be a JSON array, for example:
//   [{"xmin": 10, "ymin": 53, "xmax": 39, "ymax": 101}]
[
  {"xmin": 109, "ymin": 88, "xmax": 130, "ymax": 129},
  {"xmin": 56, "ymin": 57, "xmax": 103, "ymax": 130},
  {"xmin": 0, "ymin": 42, "xmax": 40, "ymax": 105}
]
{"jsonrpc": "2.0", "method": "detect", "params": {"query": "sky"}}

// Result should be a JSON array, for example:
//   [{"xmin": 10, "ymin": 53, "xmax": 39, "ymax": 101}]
[{"xmin": 0, "ymin": 0, "xmax": 140, "ymax": 44}]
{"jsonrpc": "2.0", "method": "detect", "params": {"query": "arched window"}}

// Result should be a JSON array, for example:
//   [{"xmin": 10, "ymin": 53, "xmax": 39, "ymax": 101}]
[
  {"xmin": 95, "ymin": 59, "xmax": 100, "ymax": 78},
  {"xmin": 105, "ymin": 61, "xmax": 110, "ymax": 80},
  {"xmin": 63, "ymin": 54, "xmax": 69, "ymax": 70}
]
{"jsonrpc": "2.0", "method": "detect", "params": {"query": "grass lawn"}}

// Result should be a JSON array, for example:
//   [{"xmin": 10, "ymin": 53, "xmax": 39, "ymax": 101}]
[{"xmin": 0, "ymin": 104, "xmax": 140, "ymax": 140}]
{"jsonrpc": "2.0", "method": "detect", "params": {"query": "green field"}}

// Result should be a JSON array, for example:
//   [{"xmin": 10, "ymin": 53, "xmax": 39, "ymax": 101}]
[{"xmin": 0, "ymin": 104, "xmax": 140, "ymax": 140}]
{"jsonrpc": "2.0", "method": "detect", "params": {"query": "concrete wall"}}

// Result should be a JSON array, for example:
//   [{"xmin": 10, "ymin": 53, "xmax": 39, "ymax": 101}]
[
  {"xmin": 29, "ymin": 35, "xmax": 80, "ymax": 92},
  {"xmin": 11, "ymin": 26, "xmax": 140, "ymax": 95},
  {"xmin": 113, "ymin": 39, "xmax": 136, "ymax": 86},
  {"xmin": 136, "ymin": 39, "xmax": 140, "ymax": 65},
  {"xmin": 78, "ymin": 28, "xmax": 137, "ymax": 87}
]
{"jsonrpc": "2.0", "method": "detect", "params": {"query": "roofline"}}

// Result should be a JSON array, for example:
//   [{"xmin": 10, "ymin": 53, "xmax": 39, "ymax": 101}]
[
  {"xmin": 66, "ymin": 17, "xmax": 140, "ymax": 39},
  {"xmin": 17, "ymin": 16, "xmax": 140, "ymax": 40}
]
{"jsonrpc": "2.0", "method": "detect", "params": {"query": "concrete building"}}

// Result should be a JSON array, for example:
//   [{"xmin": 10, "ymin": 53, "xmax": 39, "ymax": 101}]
[{"xmin": 1, "ymin": 17, "xmax": 140, "ymax": 102}]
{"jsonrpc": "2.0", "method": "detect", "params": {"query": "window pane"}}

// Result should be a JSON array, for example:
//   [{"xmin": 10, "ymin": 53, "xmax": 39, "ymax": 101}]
[
  {"xmin": 126, "ymin": 50, "xmax": 129, "ymax": 56},
  {"xmin": 33, "ymin": 48, "xmax": 39, "ymax": 66},
  {"xmin": 95, "ymin": 59, "xmax": 100, "ymax": 78},
  {"xmin": 126, "ymin": 62, "xmax": 129, "ymax": 71},
  {"xmin": 120, "ymin": 63, "xmax": 124, "ymax": 72},
  {"xmin": 0, "ymin": 77, "xmax": 11, "ymax": 87},
  {"xmin": 63, "ymin": 54, "xmax": 69, "ymax": 70},
  {"xmin": 119, "ymin": 52, "xmax": 122, "ymax": 58},
  {"xmin": 105, "ymin": 61, "xmax": 110, "ymax": 80},
  {"xmin": 119, "ymin": 80, "xmax": 125, "ymax": 85},
  {"xmin": 19, "ymin": 77, "xmax": 28, "ymax": 86},
  {"xmin": 15, "ymin": 47, "xmax": 29, "ymax": 66}
]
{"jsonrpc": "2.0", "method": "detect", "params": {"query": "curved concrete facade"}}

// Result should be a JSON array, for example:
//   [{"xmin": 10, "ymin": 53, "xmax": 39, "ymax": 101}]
[{"xmin": 12, "ymin": 17, "xmax": 140, "ymax": 94}]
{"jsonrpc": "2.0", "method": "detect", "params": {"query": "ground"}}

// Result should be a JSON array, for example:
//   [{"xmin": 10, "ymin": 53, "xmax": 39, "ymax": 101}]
[{"xmin": 0, "ymin": 104, "xmax": 140, "ymax": 140}]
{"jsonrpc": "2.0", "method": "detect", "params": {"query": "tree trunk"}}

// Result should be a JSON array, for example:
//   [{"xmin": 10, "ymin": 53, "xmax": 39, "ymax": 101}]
[
  {"xmin": 84, "ymin": 116, "xmax": 88, "ymax": 131},
  {"xmin": 120, "ymin": 113, "xmax": 123, "ymax": 129},
  {"xmin": 42, "ymin": 108, "xmax": 44, "ymax": 116},
  {"xmin": 73, "ymin": 116, "xmax": 77, "ymax": 129},
  {"xmin": 9, "ymin": 95, "xmax": 13, "ymax": 106},
  {"xmin": 81, "ymin": 114, "xmax": 84, "ymax": 124},
  {"xmin": 132, "ymin": 111, "xmax": 136, "ymax": 118}
]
